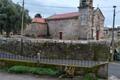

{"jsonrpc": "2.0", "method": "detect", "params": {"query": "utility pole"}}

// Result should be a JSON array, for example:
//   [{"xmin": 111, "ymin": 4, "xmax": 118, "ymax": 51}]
[
  {"xmin": 111, "ymin": 6, "xmax": 116, "ymax": 61},
  {"xmin": 20, "ymin": 0, "xmax": 24, "ymax": 54},
  {"xmin": 21, "ymin": 0, "xmax": 24, "ymax": 35}
]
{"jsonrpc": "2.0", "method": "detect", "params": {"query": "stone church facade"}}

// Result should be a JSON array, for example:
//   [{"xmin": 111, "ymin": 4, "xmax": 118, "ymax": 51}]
[{"xmin": 24, "ymin": 0, "xmax": 105, "ymax": 40}]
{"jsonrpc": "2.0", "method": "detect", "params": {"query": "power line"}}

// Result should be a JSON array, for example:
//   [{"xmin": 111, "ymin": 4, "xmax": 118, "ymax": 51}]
[
  {"xmin": 17, "ymin": 1, "xmax": 120, "ymax": 9},
  {"xmin": 18, "ymin": 2, "xmax": 77, "ymax": 9},
  {"xmin": 116, "ymin": 10, "xmax": 120, "ymax": 14},
  {"xmin": 15, "ymin": 1, "xmax": 120, "ymax": 14}
]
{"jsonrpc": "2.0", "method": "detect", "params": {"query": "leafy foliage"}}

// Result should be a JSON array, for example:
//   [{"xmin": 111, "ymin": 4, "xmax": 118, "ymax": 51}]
[
  {"xmin": 35, "ymin": 13, "xmax": 42, "ymax": 18},
  {"xmin": 0, "ymin": 0, "xmax": 31, "ymax": 36},
  {"xmin": 8, "ymin": 66, "xmax": 59, "ymax": 76},
  {"xmin": 8, "ymin": 66, "xmax": 29, "ymax": 73},
  {"xmin": 83, "ymin": 73, "xmax": 98, "ymax": 80}
]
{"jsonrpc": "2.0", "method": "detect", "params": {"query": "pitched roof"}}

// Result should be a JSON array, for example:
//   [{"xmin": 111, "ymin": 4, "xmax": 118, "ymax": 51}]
[
  {"xmin": 46, "ymin": 12, "xmax": 80, "ymax": 20},
  {"xmin": 94, "ymin": 8, "xmax": 105, "ymax": 19},
  {"xmin": 32, "ymin": 18, "xmax": 46, "ymax": 23}
]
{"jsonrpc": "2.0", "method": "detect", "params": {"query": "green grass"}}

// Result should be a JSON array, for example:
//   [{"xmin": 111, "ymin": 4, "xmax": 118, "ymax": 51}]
[
  {"xmin": 8, "ymin": 66, "xmax": 59, "ymax": 76},
  {"xmin": 0, "ymin": 67, "xmax": 9, "ymax": 72},
  {"xmin": 83, "ymin": 73, "xmax": 98, "ymax": 80}
]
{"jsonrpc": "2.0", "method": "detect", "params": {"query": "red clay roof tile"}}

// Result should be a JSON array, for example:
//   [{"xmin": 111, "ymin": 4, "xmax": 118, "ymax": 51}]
[
  {"xmin": 32, "ymin": 18, "xmax": 46, "ymax": 23},
  {"xmin": 46, "ymin": 12, "xmax": 80, "ymax": 20}
]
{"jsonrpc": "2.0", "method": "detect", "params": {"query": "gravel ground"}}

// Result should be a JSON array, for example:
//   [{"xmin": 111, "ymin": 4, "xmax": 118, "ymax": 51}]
[
  {"xmin": 0, "ymin": 72, "xmax": 120, "ymax": 80},
  {"xmin": 0, "ymin": 72, "xmax": 57, "ymax": 80}
]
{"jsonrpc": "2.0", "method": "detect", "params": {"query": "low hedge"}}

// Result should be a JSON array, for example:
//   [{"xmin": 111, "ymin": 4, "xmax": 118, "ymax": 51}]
[
  {"xmin": 8, "ymin": 66, "xmax": 59, "ymax": 76},
  {"xmin": 8, "ymin": 66, "xmax": 30, "ymax": 73},
  {"xmin": 83, "ymin": 73, "xmax": 98, "ymax": 80}
]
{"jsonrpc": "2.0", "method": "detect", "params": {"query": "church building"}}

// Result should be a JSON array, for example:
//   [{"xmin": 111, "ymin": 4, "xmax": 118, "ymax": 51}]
[{"xmin": 24, "ymin": 0, "xmax": 105, "ymax": 40}]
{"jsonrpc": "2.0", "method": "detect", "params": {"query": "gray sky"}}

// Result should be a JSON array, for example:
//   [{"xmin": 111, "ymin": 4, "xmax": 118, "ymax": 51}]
[{"xmin": 12, "ymin": 0, "xmax": 120, "ymax": 27}]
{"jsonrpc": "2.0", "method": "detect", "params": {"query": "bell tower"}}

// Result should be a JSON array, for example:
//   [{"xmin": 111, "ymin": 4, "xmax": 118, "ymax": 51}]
[
  {"xmin": 80, "ymin": 0, "xmax": 93, "ymax": 8},
  {"xmin": 78, "ymin": 0, "xmax": 94, "ymax": 40}
]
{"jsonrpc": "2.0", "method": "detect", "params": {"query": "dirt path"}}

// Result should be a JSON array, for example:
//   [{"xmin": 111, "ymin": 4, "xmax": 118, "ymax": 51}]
[
  {"xmin": 0, "ymin": 72, "xmax": 119, "ymax": 80},
  {"xmin": 0, "ymin": 72, "xmax": 57, "ymax": 80}
]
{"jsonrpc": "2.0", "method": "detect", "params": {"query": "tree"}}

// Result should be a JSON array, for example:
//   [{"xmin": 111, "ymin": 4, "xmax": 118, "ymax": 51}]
[
  {"xmin": 0, "ymin": 0, "xmax": 31, "ymax": 37},
  {"xmin": 35, "ymin": 13, "xmax": 42, "ymax": 18},
  {"xmin": 0, "ymin": 14, "xmax": 7, "ymax": 34}
]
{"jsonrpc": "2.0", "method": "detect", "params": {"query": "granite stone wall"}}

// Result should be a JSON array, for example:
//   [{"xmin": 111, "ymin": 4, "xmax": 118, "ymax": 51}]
[
  {"xmin": 47, "ymin": 18, "xmax": 80, "ymax": 40},
  {"xmin": 24, "ymin": 23, "xmax": 47, "ymax": 38},
  {"xmin": 0, "ymin": 39, "xmax": 110, "ymax": 61}
]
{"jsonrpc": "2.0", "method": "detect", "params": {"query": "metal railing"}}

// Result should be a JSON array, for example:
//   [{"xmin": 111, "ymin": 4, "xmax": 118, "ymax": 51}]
[{"xmin": 0, "ymin": 52, "xmax": 108, "ymax": 68}]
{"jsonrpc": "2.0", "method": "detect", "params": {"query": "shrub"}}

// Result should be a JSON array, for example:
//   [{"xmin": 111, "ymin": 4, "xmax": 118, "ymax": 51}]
[
  {"xmin": 8, "ymin": 66, "xmax": 30, "ymax": 73},
  {"xmin": 29, "ymin": 67, "xmax": 58, "ymax": 76},
  {"xmin": 8, "ymin": 66, "xmax": 59, "ymax": 76},
  {"xmin": 83, "ymin": 73, "xmax": 98, "ymax": 80}
]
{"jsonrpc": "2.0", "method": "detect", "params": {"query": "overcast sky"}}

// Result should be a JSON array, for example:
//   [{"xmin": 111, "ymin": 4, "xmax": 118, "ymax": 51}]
[{"xmin": 12, "ymin": 0, "xmax": 120, "ymax": 27}]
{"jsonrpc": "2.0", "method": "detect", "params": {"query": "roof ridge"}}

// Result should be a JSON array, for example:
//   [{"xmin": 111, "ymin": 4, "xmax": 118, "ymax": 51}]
[
  {"xmin": 32, "ymin": 18, "xmax": 46, "ymax": 23},
  {"xmin": 46, "ymin": 12, "xmax": 80, "ymax": 20}
]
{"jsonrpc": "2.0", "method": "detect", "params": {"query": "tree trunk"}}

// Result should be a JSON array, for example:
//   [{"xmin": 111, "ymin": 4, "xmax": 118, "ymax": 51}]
[{"xmin": 0, "ymin": 26, "xmax": 3, "ymax": 35}]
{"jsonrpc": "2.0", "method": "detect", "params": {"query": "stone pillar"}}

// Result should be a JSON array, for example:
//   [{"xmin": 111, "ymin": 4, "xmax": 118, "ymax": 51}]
[{"xmin": 97, "ymin": 63, "xmax": 108, "ymax": 79}]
